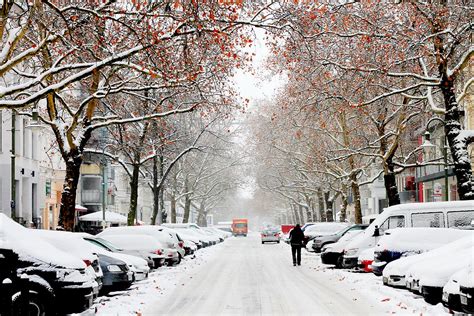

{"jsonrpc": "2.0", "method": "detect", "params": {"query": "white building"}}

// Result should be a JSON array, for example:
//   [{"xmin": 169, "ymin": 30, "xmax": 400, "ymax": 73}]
[{"xmin": 0, "ymin": 110, "xmax": 41, "ymax": 226}]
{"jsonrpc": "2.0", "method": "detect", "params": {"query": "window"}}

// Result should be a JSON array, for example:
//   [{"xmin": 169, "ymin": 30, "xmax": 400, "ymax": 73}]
[
  {"xmin": 379, "ymin": 215, "xmax": 405, "ymax": 234},
  {"xmin": 411, "ymin": 212, "xmax": 445, "ymax": 228},
  {"xmin": 447, "ymin": 210, "xmax": 474, "ymax": 229}
]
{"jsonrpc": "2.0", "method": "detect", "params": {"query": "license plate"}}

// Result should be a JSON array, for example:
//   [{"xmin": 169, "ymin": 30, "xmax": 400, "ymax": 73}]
[
  {"xmin": 383, "ymin": 277, "xmax": 388, "ymax": 284},
  {"xmin": 460, "ymin": 294, "xmax": 468, "ymax": 305},
  {"xmin": 127, "ymin": 272, "xmax": 133, "ymax": 281}
]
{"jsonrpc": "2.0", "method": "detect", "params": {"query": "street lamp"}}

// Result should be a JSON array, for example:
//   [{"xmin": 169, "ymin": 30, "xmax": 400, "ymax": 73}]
[{"xmin": 420, "ymin": 118, "xmax": 449, "ymax": 201}]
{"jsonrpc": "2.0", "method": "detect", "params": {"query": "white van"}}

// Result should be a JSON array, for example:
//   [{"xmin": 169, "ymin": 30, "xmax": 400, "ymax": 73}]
[{"xmin": 342, "ymin": 201, "xmax": 474, "ymax": 268}]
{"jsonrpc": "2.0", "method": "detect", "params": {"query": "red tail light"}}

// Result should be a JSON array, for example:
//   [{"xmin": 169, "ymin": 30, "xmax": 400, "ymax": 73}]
[
  {"xmin": 83, "ymin": 260, "xmax": 92, "ymax": 267},
  {"xmin": 178, "ymin": 241, "xmax": 184, "ymax": 248},
  {"xmin": 154, "ymin": 249, "xmax": 162, "ymax": 255},
  {"xmin": 261, "ymin": 234, "xmax": 266, "ymax": 237},
  {"xmin": 274, "ymin": 233, "xmax": 279, "ymax": 237}
]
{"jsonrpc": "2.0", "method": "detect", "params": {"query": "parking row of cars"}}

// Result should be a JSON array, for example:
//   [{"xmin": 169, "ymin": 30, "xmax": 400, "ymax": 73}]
[
  {"xmin": 309, "ymin": 201, "xmax": 474, "ymax": 314},
  {"xmin": 0, "ymin": 214, "xmax": 231, "ymax": 315}
]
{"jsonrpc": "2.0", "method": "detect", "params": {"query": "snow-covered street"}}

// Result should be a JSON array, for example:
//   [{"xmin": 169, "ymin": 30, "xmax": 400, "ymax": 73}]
[{"xmin": 93, "ymin": 234, "xmax": 446, "ymax": 316}]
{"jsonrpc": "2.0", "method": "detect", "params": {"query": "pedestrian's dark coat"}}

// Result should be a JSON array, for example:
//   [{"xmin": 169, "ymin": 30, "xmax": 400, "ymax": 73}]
[{"xmin": 289, "ymin": 225, "xmax": 304, "ymax": 245}]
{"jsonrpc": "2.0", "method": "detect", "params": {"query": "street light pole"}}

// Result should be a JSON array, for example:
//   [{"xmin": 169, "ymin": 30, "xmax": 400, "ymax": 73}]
[{"xmin": 10, "ymin": 110, "xmax": 16, "ymax": 221}]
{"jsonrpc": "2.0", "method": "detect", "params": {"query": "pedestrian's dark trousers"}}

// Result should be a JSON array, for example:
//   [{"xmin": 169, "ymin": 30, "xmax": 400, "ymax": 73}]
[{"xmin": 291, "ymin": 245, "xmax": 301, "ymax": 264}]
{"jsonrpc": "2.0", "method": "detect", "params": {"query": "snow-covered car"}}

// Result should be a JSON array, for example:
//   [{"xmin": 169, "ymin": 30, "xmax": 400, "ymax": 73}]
[
  {"xmin": 160, "ymin": 227, "xmax": 187, "ymax": 259},
  {"xmin": 208, "ymin": 227, "xmax": 232, "ymax": 238},
  {"xmin": 357, "ymin": 248, "xmax": 374, "ymax": 273},
  {"xmin": 343, "ymin": 201, "xmax": 474, "ymax": 269},
  {"xmin": 261, "ymin": 229, "xmax": 281, "ymax": 244},
  {"xmin": 459, "ymin": 263, "xmax": 474, "ymax": 314},
  {"xmin": 29, "ymin": 229, "xmax": 103, "ymax": 292},
  {"xmin": 383, "ymin": 235, "xmax": 474, "ymax": 289},
  {"xmin": 372, "ymin": 227, "xmax": 471, "ymax": 276},
  {"xmin": 99, "ymin": 226, "xmax": 181, "ymax": 265},
  {"xmin": 83, "ymin": 235, "xmax": 155, "ymax": 270},
  {"xmin": 320, "ymin": 230, "xmax": 364, "ymax": 268},
  {"xmin": 163, "ymin": 224, "xmax": 214, "ymax": 247},
  {"xmin": 303, "ymin": 222, "xmax": 350, "ymax": 246},
  {"xmin": 312, "ymin": 224, "xmax": 368, "ymax": 253},
  {"xmin": 0, "ymin": 214, "xmax": 96, "ymax": 314},
  {"xmin": 442, "ymin": 268, "xmax": 468, "ymax": 313},
  {"xmin": 81, "ymin": 237, "xmax": 150, "ymax": 281},
  {"xmin": 99, "ymin": 234, "xmax": 166, "ymax": 268}
]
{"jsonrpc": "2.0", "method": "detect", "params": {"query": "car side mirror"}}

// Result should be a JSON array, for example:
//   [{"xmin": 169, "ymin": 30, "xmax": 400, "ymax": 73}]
[{"xmin": 373, "ymin": 225, "xmax": 380, "ymax": 237}]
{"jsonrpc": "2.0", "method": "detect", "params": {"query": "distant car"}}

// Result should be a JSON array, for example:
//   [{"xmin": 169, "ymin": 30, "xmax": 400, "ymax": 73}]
[
  {"xmin": 261, "ymin": 229, "xmax": 281, "ymax": 244},
  {"xmin": 98, "ymin": 254, "xmax": 134, "ymax": 294},
  {"xmin": 312, "ymin": 224, "xmax": 368, "ymax": 253},
  {"xmin": 303, "ymin": 222, "xmax": 350, "ymax": 246},
  {"xmin": 372, "ymin": 228, "xmax": 471, "ymax": 276}
]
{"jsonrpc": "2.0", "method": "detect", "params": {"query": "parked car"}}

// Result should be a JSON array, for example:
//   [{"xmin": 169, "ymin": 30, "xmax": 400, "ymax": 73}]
[
  {"xmin": 98, "ymin": 254, "xmax": 134, "ymax": 294},
  {"xmin": 320, "ymin": 230, "xmax": 364, "ymax": 268},
  {"xmin": 98, "ymin": 234, "xmax": 166, "ymax": 268},
  {"xmin": 208, "ymin": 227, "xmax": 232, "ymax": 238},
  {"xmin": 0, "ymin": 214, "xmax": 96, "ymax": 314},
  {"xmin": 372, "ymin": 227, "xmax": 471, "ymax": 275},
  {"xmin": 303, "ymin": 222, "xmax": 350, "ymax": 246},
  {"xmin": 312, "ymin": 224, "xmax": 368, "ymax": 253},
  {"xmin": 383, "ymin": 235, "xmax": 474, "ymax": 289},
  {"xmin": 261, "ymin": 229, "xmax": 281, "ymax": 244},
  {"xmin": 29, "ymin": 229, "xmax": 103, "ymax": 293},
  {"xmin": 459, "ymin": 264, "xmax": 474, "ymax": 314},
  {"xmin": 99, "ymin": 226, "xmax": 181, "ymax": 265},
  {"xmin": 343, "ymin": 201, "xmax": 474, "ymax": 269},
  {"xmin": 163, "ymin": 224, "xmax": 214, "ymax": 247},
  {"xmin": 182, "ymin": 240, "xmax": 198, "ymax": 256},
  {"xmin": 81, "ymin": 236, "xmax": 150, "ymax": 281},
  {"xmin": 83, "ymin": 235, "xmax": 155, "ymax": 269},
  {"xmin": 442, "ymin": 268, "xmax": 467, "ymax": 313}
]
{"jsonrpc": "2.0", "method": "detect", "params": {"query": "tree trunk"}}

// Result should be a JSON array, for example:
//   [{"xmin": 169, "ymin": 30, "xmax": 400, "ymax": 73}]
[
  {"xmin": 292, "ymin": 204, "xmax": 300, "ymax": 224},
  {"xmin": 311, "ymin": 197, "xmax": 318, "ymax": 221},
  {"xmin": 350, "ymin": 174, "xmax": 362, "ymax": 224},
  {"xmin": 340, "ymin": 193, "xmax": 348, "ymax": 222},
  {"xmin": 151, "ymin": 155, "xmax": 159, "ymax": 225},
  {"xmin": 433, "ymin": 14, "xmax": 474, "ymax": 200},
  {"xmin": 384, "ymin": 158, "xmax": 401, "ymax": 206},
  {"xmin": 127, "ymin": 164, "xmax": 140, "ymax": 226},
  {"xmin": 58, "ymin": 155, "xmax": 82, "ymax": 231},
  {"xmin": 298, "ymin": 204, "xmax": 305, "ymax": 224},
  {"xmin": 183, "ymin": 195, "xmax": 191, "ymax": 223},
  {"xmin": 317, "ymin": 188, "xmax": 326, "ymax": 222},
  {"xmin": 170, "ymin": 193, "xmax": 177, "ymax": 223},
  {"xmin": 324, "ymin": 191, "xmax": 334, "ymax": 222},
  {"xmin": 441, "ymin": 76, "xmax": 474, "ymax": 199}
]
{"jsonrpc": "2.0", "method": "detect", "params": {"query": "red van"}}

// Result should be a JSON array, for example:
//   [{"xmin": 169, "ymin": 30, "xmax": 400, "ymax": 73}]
[{"xmin": 232, "ymin": 219, "xmax": 248, "ymax": 236}]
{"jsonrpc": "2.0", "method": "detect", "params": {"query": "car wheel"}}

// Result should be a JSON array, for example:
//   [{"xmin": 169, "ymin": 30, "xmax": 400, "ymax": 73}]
[
  {"xmin": 277, "ymin": 241, "xmax": 280, "ymax": 243},
  {"xmin": 177, "ymin": 254, "xmax": 182, "ymax": 264},
  {"xmin": 335, "ymin": 255, "xmax": 344, "ymax": 269},
  {"xmin": 12, "ymin": 289, "xmax": 54, "ymax": 316}
]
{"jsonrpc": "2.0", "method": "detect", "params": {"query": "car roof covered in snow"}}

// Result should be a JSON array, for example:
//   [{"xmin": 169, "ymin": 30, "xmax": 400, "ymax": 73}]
[{"xmin": 0, "ymin": 214, "xmax": 85, "ymax": 269}]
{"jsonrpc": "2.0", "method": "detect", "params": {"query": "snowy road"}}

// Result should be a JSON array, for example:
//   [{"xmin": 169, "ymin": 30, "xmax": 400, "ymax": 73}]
[{"xmin": 147, "ymin": 234, "xmax": 385, "ymax": 316}]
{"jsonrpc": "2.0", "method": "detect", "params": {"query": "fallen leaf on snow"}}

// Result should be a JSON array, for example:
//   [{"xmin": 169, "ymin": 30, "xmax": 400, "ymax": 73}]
[{"xmin": 381, "ymin": 298, "xmax": 391, "ymax": 302}]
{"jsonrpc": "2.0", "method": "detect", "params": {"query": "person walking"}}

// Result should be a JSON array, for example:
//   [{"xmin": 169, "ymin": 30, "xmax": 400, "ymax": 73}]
[{"xmin": 289, "ymin": 224, "xmax": 304, "ymax": 266}]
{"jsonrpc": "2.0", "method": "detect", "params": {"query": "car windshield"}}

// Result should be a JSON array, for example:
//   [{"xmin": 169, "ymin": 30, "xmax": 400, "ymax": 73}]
[
  {"xmin": 93, "ymin": 237, "xmax": 122, "ymax": 251},
  {"xmin": 234, "ymin": 223, "xmax": 247, "ymax": 228}
]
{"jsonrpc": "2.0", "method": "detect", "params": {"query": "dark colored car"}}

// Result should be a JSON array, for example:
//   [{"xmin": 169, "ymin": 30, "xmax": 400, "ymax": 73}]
[
  {"xmin": 312, "ymin": 224, "xmax": 368, "ymax": 253},
  {"xmin": 460, "ymin": 285, "xmax": 474, "ymax": 313},
  {"xmin": 98, "ymin": 254, "xmax": 133, "ymax": 294},
  {"xmin": 0, "ymin": 248, "xmax": 95, "ymax": 315}
]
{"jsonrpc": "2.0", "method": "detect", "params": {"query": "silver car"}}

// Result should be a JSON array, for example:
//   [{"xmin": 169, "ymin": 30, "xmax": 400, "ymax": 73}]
[{"xmin": 261, "ymin": 230, "xmax": 281, "ymax": 244}]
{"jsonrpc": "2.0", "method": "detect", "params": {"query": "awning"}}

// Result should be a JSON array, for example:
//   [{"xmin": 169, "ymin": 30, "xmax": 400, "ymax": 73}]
[{"xmin": 75, "ymin": 205, "xmax": 88, "ymax": 212}]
